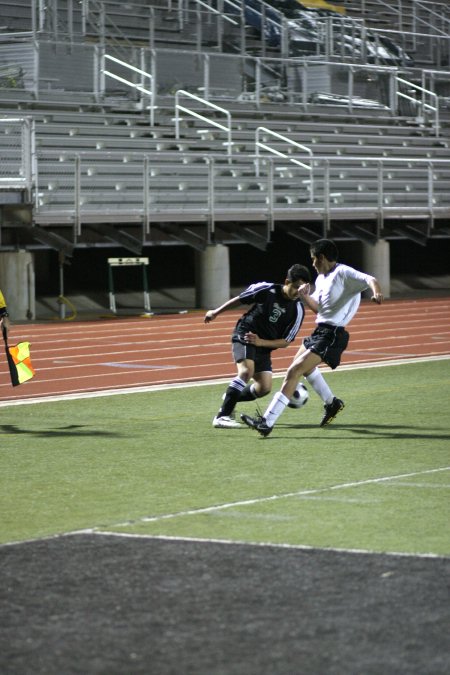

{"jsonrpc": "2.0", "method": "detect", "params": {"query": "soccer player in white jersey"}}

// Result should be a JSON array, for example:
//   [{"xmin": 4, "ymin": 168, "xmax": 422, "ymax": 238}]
[
  {"xmin": 241, "ymin": 239, "xmax": 384, "ymax": 436},
  {"xmin": 204, "ymin": 264, "xmax": 311, "ymax": 428}
]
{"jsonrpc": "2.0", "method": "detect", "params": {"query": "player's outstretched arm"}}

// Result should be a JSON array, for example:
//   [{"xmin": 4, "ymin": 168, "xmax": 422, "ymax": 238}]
[{"xmin": 204, "ymin": 296, "xmax": 242, "ymax": 323}]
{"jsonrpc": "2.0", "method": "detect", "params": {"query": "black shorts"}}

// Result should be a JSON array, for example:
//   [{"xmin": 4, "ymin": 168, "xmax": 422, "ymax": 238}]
[
  {"xmin": 303, "ymin": 323, "xmax": 349, "ymax": 370},
  {"xmin": 232, "ymin": 338, "xmax": 273, "ymax": 373}
]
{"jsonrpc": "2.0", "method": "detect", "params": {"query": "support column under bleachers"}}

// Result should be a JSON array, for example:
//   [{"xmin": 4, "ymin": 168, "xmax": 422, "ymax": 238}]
[
  {"xmin": 361, "ymin": 240, "xmax": 391, "ymax": 299},
  {"xmin": 0, "ymin": 250, "xmax": 36, "ymax": 320},
  {"xmin": 195, "ymin": 244, "xmax": 230, "ymax": 309}
]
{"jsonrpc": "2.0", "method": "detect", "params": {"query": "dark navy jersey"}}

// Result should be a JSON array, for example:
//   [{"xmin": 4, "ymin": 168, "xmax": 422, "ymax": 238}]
[{"xmin": 233, "ymin": 281, "xmax": 305, "ymax": 347}]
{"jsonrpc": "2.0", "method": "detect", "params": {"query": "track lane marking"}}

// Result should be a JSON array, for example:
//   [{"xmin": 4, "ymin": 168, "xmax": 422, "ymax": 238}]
[{"xmin": 0, "ymin": 354, "xmax": 449, "ymax": 405}]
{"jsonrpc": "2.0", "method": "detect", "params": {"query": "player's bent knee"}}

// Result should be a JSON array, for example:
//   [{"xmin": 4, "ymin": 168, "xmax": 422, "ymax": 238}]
[{"xmin": 286, "ymin": 362, "xmax": 304, "ymax": 380}]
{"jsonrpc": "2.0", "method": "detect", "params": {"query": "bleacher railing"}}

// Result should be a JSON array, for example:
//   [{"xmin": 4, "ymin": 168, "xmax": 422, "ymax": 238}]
[
  {"xmin": 0, "ymin": 117, "xmax": 35, "ymax": 199},
  {"xmin": 97, "ymin": 52, "xmax": 156, "ymax": 126},
  {"xmin": 175, "ymin": 90, "xmax": 233, "ymax": 158},
  {"xmin": 31, "ymin": 149, "xmax": 450, "ymax": 242},
  {"xmin": 395, "ymin": 75, "xmax": 440, "ymax": 135},
  {"xmin": 24, "ymin": 0, "xmax": 450, "ymax": 68},
  {"xmin": 1, "ymin": 36, "xmax": 447, "ymax": 131},
  {"xmin": 5, "ymin": 34, "xmax": 446, "ymax": 137},
  {"xmin": 255, "ymin": 127, "xmax": 314, "ymax": 202}
]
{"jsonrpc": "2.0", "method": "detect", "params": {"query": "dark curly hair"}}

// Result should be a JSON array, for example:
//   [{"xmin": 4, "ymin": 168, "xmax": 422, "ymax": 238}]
[
  {"xmin": 310, "ymin": 239, "xmax": 338, "ymax": 262},
  {"xmin": 286, "ymin": 264, "xmax": 311, "ymax": 283}
]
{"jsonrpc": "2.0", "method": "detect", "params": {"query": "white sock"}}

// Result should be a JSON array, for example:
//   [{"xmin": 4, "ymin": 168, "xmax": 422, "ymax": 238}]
[
  {"xmin": 263, "ymin": 392, "xmax": 290, "ymax": 427},
  {"xmin": 305, "ymin": 368, "xmax": 334, "ymax": 404}
]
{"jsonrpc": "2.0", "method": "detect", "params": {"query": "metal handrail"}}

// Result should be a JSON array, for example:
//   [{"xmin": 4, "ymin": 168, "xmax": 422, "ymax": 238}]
[
  {"xmin": 174, "ymin": 89, "xmax": 233, "ymax": 158},
  {"xmin": 414, "ymin": 0, "xmax": 450, "ymax": 36},
  {"xmin": 101, "ymin": 53, "xmax": 155, "ymax": 125},
  {"xmin": 359, "ymin": 0, "xmax": 449, "ymax": 36},
  {"xmin": 396, "ymin": 75, "xmax": 440, "ymax": 135},
  {"xmin": 255, "ymin": 126, "xmax": 314, "ymax": 201},
  {"xmin": 192, "ymin": 0, "xmax": 238, "ymax": 25}
]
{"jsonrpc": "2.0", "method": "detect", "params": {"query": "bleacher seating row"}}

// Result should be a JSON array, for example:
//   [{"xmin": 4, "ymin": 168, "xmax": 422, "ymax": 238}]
[{"xmin": 0, "ymin": 0, "xmax": 449, "ymax": 252}]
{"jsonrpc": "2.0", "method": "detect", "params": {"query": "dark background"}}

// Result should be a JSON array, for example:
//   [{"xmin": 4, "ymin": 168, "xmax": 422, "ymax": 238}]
[{"xmin": 36, "ymin": 234, "xmax": 450, "ymax": 296}]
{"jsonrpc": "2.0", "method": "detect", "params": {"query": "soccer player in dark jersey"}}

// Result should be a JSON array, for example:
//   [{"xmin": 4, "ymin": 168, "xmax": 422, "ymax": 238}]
[{"xmin": 204, "ymin": 264, "xmax": 311, "ymax": 428}]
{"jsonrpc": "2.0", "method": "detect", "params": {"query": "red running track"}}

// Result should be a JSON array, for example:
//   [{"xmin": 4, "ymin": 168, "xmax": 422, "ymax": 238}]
[{"xmin": 0, "ymin": 297, "xmax": 449, "ymax": 403}]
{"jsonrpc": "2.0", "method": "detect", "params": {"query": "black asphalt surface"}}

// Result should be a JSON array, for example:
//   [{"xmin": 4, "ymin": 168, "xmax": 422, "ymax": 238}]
[{"xmin": 1, "ymin": 534, "xmax": 449, "ymax": 675}]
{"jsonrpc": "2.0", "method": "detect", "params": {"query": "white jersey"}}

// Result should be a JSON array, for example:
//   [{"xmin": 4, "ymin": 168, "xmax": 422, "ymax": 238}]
[{"xmin": 311, "ymin": 263, "xmax": 373, "ymax": 327}]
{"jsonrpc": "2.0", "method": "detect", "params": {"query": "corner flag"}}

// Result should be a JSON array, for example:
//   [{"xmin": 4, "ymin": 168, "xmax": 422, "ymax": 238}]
[{"xmin": 2, "ymin": 325, "xmax": 35, "ymax": 386}]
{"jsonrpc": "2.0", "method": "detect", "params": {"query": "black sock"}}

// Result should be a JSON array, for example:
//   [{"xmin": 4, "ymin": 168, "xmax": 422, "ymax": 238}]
[
  {"xmin": 238, "ymin": 383, "xmax": 258, "ymax": 402},
  {"xmin": 219, "ymin": 385, "xmax": 244, "ymax": 417}
]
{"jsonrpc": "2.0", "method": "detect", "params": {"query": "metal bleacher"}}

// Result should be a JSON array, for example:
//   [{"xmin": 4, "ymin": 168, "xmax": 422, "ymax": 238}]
[{"xmin": 0, "ymin": 0, "xmax": 449, "ymax": 254}]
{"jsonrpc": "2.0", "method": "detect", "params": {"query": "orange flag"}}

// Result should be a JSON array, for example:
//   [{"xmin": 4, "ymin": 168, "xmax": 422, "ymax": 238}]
[{"xmin": 2, "ymin": 325, "xmax": 35, "ymax": 386}]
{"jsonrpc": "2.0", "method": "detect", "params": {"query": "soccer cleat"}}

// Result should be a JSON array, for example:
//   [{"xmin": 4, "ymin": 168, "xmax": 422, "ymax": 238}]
[
  {"xmin": 320, "ymin": 397, "xmax": 345, "ymax": 427},
  {"xmin": 212, "ymin": 415, "xmax": 243, "ymax": 429},
  {"xmin": 240, "ymin": 413, "xmax": 272, "ymax": 437}
]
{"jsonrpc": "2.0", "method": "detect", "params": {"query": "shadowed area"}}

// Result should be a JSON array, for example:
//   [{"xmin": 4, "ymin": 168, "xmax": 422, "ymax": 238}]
[{"xmin": 1, "ymin": 534, "xmax": 449, "ymax": 675}]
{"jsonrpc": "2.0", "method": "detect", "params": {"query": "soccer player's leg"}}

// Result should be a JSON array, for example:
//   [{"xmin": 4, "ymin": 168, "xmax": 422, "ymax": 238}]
[
  {"xmin": 238, "ymin": 353, "xmax": 272, "ymax": 402},
  {"xmin": 304, "ymin": 327, "xmax": 349, "ymax": 427},
  {"xmin": 213, "ymin": 344, "xmax": 255, "ymax": 428},
  {"xmin": 242, "ymin": 350, "xmax": 321, "ymax": 434}
]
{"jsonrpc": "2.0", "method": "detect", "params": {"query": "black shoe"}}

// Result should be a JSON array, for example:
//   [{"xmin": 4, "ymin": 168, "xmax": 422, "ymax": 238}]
[
  {"xmin": 320, "ymin": 398, "xmax": 345, "ymax": 427},
  {"xmin": 240, "ymin": 413, "xmax": 272, "ymax": 437}
]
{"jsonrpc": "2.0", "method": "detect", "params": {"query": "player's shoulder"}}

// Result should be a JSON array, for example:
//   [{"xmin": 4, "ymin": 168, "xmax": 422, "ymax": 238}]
[
  {"xmin": 338, "ymin": 263, "xmax": 370, "ymax": 280},
  {"xmin": 336, "ymin": 263, "xmax": 354, "ymax": 274},
  {"xmin": 241, "ymin": 281, "xmax": 275, "ymax": 297}
]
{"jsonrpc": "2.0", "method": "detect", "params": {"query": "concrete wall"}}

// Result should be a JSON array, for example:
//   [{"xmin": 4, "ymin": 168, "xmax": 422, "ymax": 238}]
[{"xmin": 0, "ymin": 250, "xmax": 35, "ymax": 320}]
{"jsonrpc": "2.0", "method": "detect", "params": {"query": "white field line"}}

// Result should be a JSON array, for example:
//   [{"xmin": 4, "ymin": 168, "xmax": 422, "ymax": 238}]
[
  {"xmin": 384, "ymin": 482, "xmax": 450, "ymax": 489},
  {"xmin": 90, "ymin": 532, "xmax": 449, "ymax": 560},
  {"xmin": 2, "ymin": 471, "xmax": 449, "ymax": 558},
  {"xmin": 107, "ymin": 466, "xmax": 450, "ymax": 528},
  {"xmin": 0, "ymin": 353, "xmax": 449, "ymax": 407},
  {"xmin": 2, "ymin": 524, "xmax": 449, "ymax": 560}
]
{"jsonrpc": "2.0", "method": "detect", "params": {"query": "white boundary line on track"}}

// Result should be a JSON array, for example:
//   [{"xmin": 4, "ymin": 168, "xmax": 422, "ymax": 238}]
[{"xmin": 0, "ymin": 353, "xmax": 449, "ymax": 407}]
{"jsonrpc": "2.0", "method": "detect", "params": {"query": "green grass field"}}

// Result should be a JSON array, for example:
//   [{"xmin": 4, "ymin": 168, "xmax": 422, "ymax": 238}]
[{"xmin": 1, "ymin": 359, "xmax": 449, "ymax": 556}]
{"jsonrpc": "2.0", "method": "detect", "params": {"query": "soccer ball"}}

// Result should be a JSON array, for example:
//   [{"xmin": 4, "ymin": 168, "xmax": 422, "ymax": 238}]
[{"xmin": 288, "ymin": 383, "xmax": 309, "ymax": 409}]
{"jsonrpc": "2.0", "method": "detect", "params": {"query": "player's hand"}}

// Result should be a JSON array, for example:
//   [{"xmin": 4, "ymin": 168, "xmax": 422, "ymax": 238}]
[
  {"xmin": 244, "ymin": 331, "xmax": 260, "ymax": 345},
  {"xmin": 298, "ymin": 283, "xmax": 311, "ymax": 297},
  {"xmin": 371, "ymin": 293, "xmax": 383, "ymax": 304},
  {"xmin": 204, "ymin": 310, "xmax": 216, "ymax": 323},
  {"xmin": 0, "ymin": 315, "xmax": 10, "ymax": 333}
]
